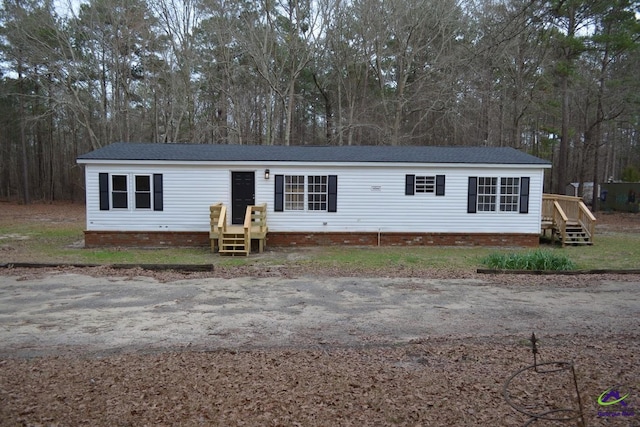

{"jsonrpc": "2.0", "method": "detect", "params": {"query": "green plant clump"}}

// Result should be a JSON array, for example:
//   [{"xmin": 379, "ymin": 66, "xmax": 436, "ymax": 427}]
[{"xmin": 481, "ymin": 249, "xmax": 575, "ymax": 271}]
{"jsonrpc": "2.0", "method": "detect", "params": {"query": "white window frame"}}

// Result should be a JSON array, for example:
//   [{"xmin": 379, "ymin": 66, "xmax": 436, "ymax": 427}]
[
  {"xmin": 282, "ymin": 175, "xmax": 331, "ymax": 212},
  {"xmin": 108, "ymin": 173, "xmax": 157, "ymax": 211},
  {"xmin": 111, "ymin": 174, "xmax": 129, "ymax": 209},
  {"xmin": 307, "ymin": 175, "xmax": 328, "ymax": 211},
  {"xmin": 134, "ymin": 174, "xmax": 152, "ymax": 210},
  {"xmin": 500, "ymin": 177, "xmax": 520, "ymax": 212},
  {"xmin": 476, "ymin": 177, "xmax": 521, "ymax": 213},
  {"xmin": 415, "ymin": 176, "xmax": 436, "ymax": 193},
  {"xmin": 285, "ymin": 175, "xmax": 305, "ymax": 211},
  {"xmin": 477, "ymin": 177, "xmax": 497, "ymax": 212}
]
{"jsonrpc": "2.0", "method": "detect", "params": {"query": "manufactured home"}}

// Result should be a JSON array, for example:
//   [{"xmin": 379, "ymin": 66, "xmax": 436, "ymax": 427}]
[{"xmin": 77, "ymin": 143, "xmax": 552, "ymax": 250}]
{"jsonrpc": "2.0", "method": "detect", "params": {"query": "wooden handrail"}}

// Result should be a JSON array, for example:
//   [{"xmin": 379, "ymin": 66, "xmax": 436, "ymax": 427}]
[
  {"xmin": 209, "ymin": 203, "xmax": 225, "ymax": 252},
  {"xmin": 217, "ymin": 205, "xmax": 227, "ymax": 253},
  {"xmin": 251, "ymin": 204, "xmax": 267, "ymax": 233},
  {"xmin": 249, "ymin": 204, "xmax": 268, "ymax": 253},
  {"xmin": 553, "ymin": 201, "xmax": 568, "ymax": 246},
  {"xmin": 543, "ymin": 194, "xmax": 583, "ymax": 202},
  {"xmin": 552, "ymin": 201, "xmax": 568, "ymax": 222},
  {"xmin": 577, "ymin": 200, "xmax": 596, "ymax": 243},
  {"xmin": 578, "ymin": 200, "xmax": 596, "ymax": 222},
  {"xmin": 243, "ymin": 205, "xmax": 252, "ymax": 240},
  {"xmin": 217, "ymin": 205, "xmax": 227, "ymax": 232}
]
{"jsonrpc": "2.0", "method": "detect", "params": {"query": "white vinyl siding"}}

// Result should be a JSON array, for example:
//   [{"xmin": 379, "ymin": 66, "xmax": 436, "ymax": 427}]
[
  {"xmin": 86, "ymin": 166, "xmax": 221, "ymax": 231},
  {"xmin": 83, "ymin": 162, "xmax": 545, "ymax": 234}
]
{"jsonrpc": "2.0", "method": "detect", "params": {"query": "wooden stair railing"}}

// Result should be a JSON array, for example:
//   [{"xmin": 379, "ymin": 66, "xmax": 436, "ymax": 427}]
[
  {"xmin": 553, "ymin": 200, "xmax": 568, "ymax": 246},
  {"xmin": 542, "ymin": 194, "xmax": 596, "ymax": 246},
  {"xmin": 214, "ymin": 203, "xmax": 268, "ymax": 256},
  {"xmin": 577, "ymin": 200, "xmax": 596, "ymax": 244},
  {"xmin": 248, "ymin": 203, "xmax": 268, "ymax": 253},
  {"xmin": 209, "ymin": 203, "xmax": 225, "ymax": 252}
]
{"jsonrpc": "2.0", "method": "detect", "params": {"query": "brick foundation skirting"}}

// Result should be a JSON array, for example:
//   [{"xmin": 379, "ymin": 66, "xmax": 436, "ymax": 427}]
[
  {"xmin": 84, "ymin": 230, "xmax": 539, "ymax": 248},
  {"xmin": 267, "ymin": 232, "xmax": 539, "ymax": 247},
  {"xmin": 84, "ymin": 231, "xmax": 211, "ymax": 248}
]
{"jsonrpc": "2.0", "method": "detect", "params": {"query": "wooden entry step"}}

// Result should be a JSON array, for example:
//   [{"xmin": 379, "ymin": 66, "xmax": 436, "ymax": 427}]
[
  {"xmin": 210, "ymin": 204, "xmax": 268, "ymax": 256},
  {"xmin": 219, "ymin": 227, "xmax": 250, "ymax": 255}
]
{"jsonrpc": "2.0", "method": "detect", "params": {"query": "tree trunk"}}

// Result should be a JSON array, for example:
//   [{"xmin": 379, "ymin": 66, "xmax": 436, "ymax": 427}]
[
  {"xmin": 18, "ymin": 58, "xmax": 30, "ymax": 205},
  {"xmin": 312, "ymin": 73, "xmax": 333, "ymax": 144},
  {"xmin": 591, "ymin": 126, "xmax": 600, "ymax": 212},
  {"xmin": 556, "ymin": 73, "xmax": 569, "ymax": 194}
]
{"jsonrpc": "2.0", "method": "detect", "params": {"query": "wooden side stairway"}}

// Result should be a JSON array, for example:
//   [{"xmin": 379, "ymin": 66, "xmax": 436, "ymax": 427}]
[
  {"xmin": 542, "ymin": 194, "xmax": 596, "ymax": 246},
  {"xmin": 210, "ymin": 203, "xmax": 268, "ymax": 256}
]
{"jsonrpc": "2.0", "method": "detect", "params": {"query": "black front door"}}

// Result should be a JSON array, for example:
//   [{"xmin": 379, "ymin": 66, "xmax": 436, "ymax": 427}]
[{"xmin": 231, "ymin": 171, "xmax": 255, "ymax": 224}]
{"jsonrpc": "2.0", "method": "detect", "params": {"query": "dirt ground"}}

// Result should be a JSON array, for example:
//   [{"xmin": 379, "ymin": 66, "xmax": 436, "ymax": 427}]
[
  {"xmin": 0, "ymin": 201, "xmax": 85, "ymax": 226},
  {"xmin": 0, "ymin": 203, "xmax": 639, "ymax": 426}
]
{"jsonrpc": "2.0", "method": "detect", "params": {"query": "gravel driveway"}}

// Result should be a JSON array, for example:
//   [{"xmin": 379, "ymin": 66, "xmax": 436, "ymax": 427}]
[{"xmin": 1, "ymin": 272, "xmax": 638, "ymax": 357}]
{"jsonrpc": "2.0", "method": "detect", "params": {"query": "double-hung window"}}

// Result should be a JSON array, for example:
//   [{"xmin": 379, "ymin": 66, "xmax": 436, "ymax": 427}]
[
  {"xmin": 500, "ymin": 177, "xmax": 520, "ymax": 212},
  {"xmin": 275, "ymin": 174, "xmax": 337, "ymax": 212},
  {"xmin": 111, "ymin": 175, "xmax": 129, "ymax": 209},
  {"xmin": 477, "ymin": 177, "xmax": 497, "ymax": 212},
  {"xmin": 135, "ymin": 175, "xmax": 152, "ymax": 209},
  {"xmin": 308, "ymin": 176, "xmax": 328, "ymax": 210},
  {"xmin": 285, "ymin": 175, "xmax": 305, "ymax": 210},
  {"xmin": 467, "ymin": 176, "xmax": 529, "ymax": 214},
  {"xmin": 99, "ymin": 173, "xmax": 163, "ymax": 211}
]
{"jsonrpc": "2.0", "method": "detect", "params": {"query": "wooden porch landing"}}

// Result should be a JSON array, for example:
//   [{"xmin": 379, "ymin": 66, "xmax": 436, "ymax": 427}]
[
  {"xmin": 210, "ymin": 203, "xmax": 267, "ymax": 256},
  {"xmin": 542, "ymin": 194, "xmax": 596, "ymax": 246}
]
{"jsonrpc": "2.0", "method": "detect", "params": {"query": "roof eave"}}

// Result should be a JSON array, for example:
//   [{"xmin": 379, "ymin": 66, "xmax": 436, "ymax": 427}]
[{"xmin": 77, "ymin": 158, "xmax": 551, "ymax": 168}]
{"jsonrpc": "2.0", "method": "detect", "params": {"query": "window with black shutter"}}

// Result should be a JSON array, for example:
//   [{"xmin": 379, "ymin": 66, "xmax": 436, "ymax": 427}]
[{"xmin": 98, "ymin": 173, "xmax": 163, "ymax": 211}]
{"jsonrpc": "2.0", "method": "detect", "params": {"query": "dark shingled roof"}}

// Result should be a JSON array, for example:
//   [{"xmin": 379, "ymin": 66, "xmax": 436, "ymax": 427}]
[{"xmin": 78, "ymin": 142, "xmax": 551, "ymax": 165}]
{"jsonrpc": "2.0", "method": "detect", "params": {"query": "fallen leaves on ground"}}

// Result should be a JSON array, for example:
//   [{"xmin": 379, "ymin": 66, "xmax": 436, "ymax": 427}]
[{"xmin": 1, "ymin": 336, "xmax": 638, "ymax": 426}]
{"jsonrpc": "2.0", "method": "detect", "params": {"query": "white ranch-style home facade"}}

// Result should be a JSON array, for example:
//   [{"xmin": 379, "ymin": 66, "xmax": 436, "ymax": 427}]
[{"xmin": 77, "ymin": 142, "xmax": 551, "ymax": 248}]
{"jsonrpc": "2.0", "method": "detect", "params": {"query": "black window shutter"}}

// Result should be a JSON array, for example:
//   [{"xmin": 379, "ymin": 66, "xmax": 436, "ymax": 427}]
[
  {"xmin": 153, "ymin": 174, "xmax": 163, "ymax": 211},
  {"xmin": 436, "ymin": 175, "xmax": 445, "ymax": 196},
  {"xmin": 405, "ymin": 175, "xmax": 415, "ymax": 195},
  {"xmin": 274, "ymin": 175, "xmax": 284, "ymax": 212},
  {"xmin": 519, "ymin": 177, "xmax": 530, "ymax": 214},
  {"xmin": 328, "ymin": 175, "xmax": 338, "ymax": 212},
  {"xmin": 467, "ymin": 177, "xmax": 477, "ymax": 213},
  {"xmin": 99, "ymin": 173, "xmax": 109, "ymax": 210}
]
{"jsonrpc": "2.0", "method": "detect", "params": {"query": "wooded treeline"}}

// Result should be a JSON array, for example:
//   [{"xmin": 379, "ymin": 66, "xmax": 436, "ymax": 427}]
[{"xmin": 1, "ymin": 0, "xmax": 639, "ymax": 205}]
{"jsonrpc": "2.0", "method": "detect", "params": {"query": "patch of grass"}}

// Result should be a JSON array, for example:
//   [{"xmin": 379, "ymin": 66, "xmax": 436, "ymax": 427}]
[
  {"xmin": 481, "ymin": 249, "xmax": 575, "ymax": 271},
  {"xmin": 0, "ymin": 221, "xmax": 250, "ymax": 266},
  {"xmin": 77, "ymin": 248, "xmax": 214, "ymax": 265},
  {"xmin": 300, "ymin": 246, "xmax": 495, "ymax": 270},
  {"xmin": 566, "ymin": 233, "xmax": 640, "ymax": 270}
]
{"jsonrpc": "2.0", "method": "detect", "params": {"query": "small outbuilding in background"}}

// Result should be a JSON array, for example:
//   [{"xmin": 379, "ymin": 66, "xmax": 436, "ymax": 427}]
[{"xmin": 600, "ymin": 182, "xmax": 640, "ymax": 213}]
